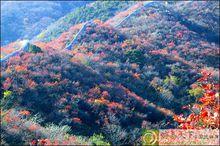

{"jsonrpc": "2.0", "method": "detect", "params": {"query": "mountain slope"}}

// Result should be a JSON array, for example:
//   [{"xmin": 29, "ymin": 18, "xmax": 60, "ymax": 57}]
[
  {"xmin": 34, "ymin": 1, "xmax": 135, "ymax": 42},
  {"xmin": 0, "ymin": 1, "xmax": 90, "ymax": 45},
  {"xmin": 1, "ymin": 1, "xmax": 219, "ymax": 145}
]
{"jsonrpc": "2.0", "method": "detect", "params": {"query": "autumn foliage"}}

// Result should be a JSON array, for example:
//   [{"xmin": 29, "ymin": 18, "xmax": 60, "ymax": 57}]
[
  {"xmin": 1, "ymin": 1, "xmax": 219, "ymax": 145},
  {"xmin": 174, "ymin": 70, "xmax": 219, "ymax": 129}
]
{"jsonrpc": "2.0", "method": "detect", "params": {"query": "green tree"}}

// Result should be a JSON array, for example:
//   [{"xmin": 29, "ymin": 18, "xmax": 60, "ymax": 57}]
[
  {"xmin": 188, "ymin": 87, "xmax": 203, "ymax": 98},
  {"xmin": 163, "ymin": 75, "xmax": 180, "ymax": 86},
  {"xmin": 28, "ymin": 44, "xmax": 42, "ymax": 53},
  {"xmin": 89, "ymin": 134, "xmax": 110, "ymax": 145},
  {"xmin": 125, "ymin": 50, "xmax": 145, "ymax": 67}
]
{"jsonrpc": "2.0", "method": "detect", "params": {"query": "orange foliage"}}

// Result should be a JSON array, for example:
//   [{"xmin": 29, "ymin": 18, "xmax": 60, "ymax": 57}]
[
  {"xmin": 133, "ymin": 73, "xmax": 140, "ymax": 79},
  {"xmin": 3, "ymin": 77, "xmax": 12, "ymax": 89},
  {"xmin": 106, "ymin": 62, "xmax": 118, "ymax": 67},
  {"xmin": 4, "ymin": 114, "xmax": 14, "ymax": 123},
  {"xmin": 3, "ymin": 110, "xmax": 21, "ymax": 124},
  {"xmin": 88, "ymin": 86, "xmax": 101, "ymax": 97},
  {"xmin": 5, "ymin": 68, "xmax": 12, "ymax": 74},
  {"xmin": 19, "ymin": 110, "xmax": 30, "ymax": 116},
  {"xmin": 93, "ymin": 19, "xmax": 103, "ymax": 25},
  {"xmin": 148, "ymin": 13, "xmax": 159, "ymax": 19},
  {"xmin": 174, "ymin": 71, "xmax": 219, "ymax": 129},
  {"xmin": 121, "ymin": 42, "xmax": 128, "ymax": 48},
  {"xmin": 15, "ymin": 65, "xmax": 28, "ymax": 72},
  {"xmin": 94, "ymin": 98, "xmax": 109, "ymax": 105},
  {"xmin": 28, "ymin": 124, "xmax": 38, "ymax": 131},
  {"xmin": 131, "ymin": 63, "xmax": 139, "ymax": 69},
  {"xmin": 93, "ymin": 96, "xmax": 124, "ymax": 109},
  {"xmin": 72, "ymin": 117, "xmax": 82, "ymax": 124},
  {"xmin": 1, "ymin": 41, "xmax": 21, "ymax": 57},
  {"xmin": 33, "ymin": 41, "xmax": 48, "ymax": 50},
  {"xmin": 70, "ymin": 52, "xmax": 87, "ymax": 63},
  {"xmin": 150, "ymin": 49, "xmax": 168, "ymax": 55},
  {"xmin": 27, "ymin": 79, "xmax": 37, "ymax": 88},
  {"xmin": 44, "ymin": 81, "xmax": 59, "ymax": 87},
  {"xmin": 108, "ymin": 102, "xmax": 123, "ymax": 109}
]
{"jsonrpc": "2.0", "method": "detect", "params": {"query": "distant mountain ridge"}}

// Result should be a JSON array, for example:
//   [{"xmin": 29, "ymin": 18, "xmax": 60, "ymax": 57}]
[{"xmin": 1, "ymin": 1, "xmax": 90, "ymax": 46}]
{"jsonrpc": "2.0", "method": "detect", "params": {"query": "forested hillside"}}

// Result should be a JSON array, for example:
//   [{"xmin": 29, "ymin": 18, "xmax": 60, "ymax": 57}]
[{"xmin": 1, "ymin": 1, "xmax": 219, "ymax": 145}]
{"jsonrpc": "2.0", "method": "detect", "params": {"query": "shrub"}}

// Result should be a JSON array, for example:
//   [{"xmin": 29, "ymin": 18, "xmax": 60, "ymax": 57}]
[
  {"xmin": 89, "ymin": 134, "xmax": 110, "ymax": 145},
  {"xmin": 103, "ymin": 124, "xmax": 128, "ymax": 145},
  {"xmin": 28, "ymin": 44, "xmax": 42, "ymax": 53},
  {"xmin": 1, "ymin": 90, "xmax": 15, "ymax": 109},
  {"xmin": 163, "ymin": 75, "xmax": 180, "ymax": 86},
  {"xmin": 125, "ymin": 50, "xmax": 145, "ymax": 67},
  {"xmin": 188, "ymin": 86, "xmax": 203, "ymax": 98}
]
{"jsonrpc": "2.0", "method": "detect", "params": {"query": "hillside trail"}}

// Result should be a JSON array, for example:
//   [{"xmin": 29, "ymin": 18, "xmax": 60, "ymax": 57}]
[
  {"xmin": 1, "ymin": 0, "xmax": 218, "ymax": 75},
  {"xmin": 65, "ymin": 20, "xmax": 94, "ymax": 50},
  {"xmin": 64, "ymin": 1, "xmax": 157, "ymax": 51},
  {"xmin": 0, "ymin": 2, "xmax": 177, "ymax": 62},
  {"xmin": 1, "ymin": 40, "xmax": 29, "ymax": 63},
  {"xmin": 104, "ymin": 1, "xmax": 148, "ymax": 27}
]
